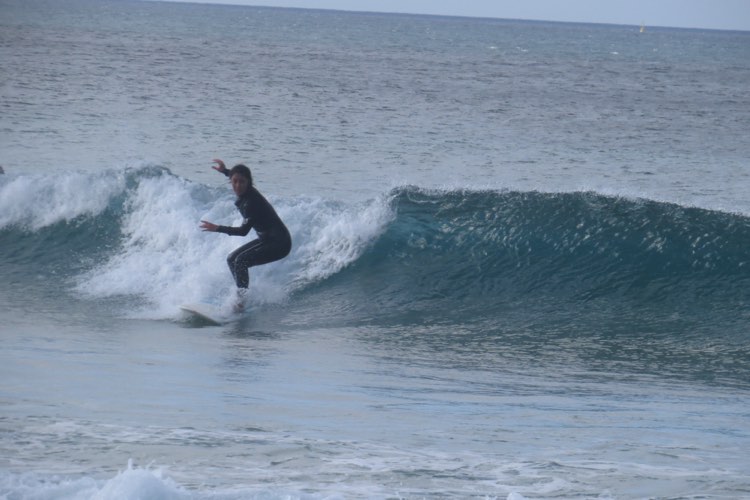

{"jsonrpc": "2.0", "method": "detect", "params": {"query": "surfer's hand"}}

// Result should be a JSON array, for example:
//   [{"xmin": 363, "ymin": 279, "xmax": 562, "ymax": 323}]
[
  {"xmin": 200, "ymin": 220, "xmax": 218, "ymax": 232},
  {"xmin": 211, "ymin": 159, "xmax": 227, "ymax": 174}
]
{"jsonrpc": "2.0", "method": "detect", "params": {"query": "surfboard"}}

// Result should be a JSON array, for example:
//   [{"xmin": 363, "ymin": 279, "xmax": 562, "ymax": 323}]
[{"xmin": 180, "ymin": 303, "xmax": 225, "ymax": 326}]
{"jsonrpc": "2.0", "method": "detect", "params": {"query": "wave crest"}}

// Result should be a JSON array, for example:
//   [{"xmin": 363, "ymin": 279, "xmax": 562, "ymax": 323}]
[{"xmin": 3, "ymin": 170, "xmax": 749, "ymax": 320}]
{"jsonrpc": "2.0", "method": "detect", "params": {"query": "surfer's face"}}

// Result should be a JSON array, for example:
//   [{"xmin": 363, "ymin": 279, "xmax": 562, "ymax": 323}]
[{"xmin": 231, "ymin": 173, "xmax": 250, "ymax": 196}]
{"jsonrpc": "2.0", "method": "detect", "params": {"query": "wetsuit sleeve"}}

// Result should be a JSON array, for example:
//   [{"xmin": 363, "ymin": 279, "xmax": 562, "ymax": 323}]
[{"xmin": 216, "ymin": 219, "xmax": 253, "ymax": 236}]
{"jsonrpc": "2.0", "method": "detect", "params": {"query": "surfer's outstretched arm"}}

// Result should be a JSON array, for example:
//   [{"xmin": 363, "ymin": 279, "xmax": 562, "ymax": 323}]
[
  {"xmin": 212, "ymin": 159, "xmax": 230, "ymax": 176},
  {"xmin": 201, "ymin": 159, "xmax": 234, "ymax": 232}
]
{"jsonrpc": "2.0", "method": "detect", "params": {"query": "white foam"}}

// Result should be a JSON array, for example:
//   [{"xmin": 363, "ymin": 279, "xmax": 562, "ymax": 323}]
[
  {"xmin": 282, "ymin": 193, "xmax": 394, "ymax": 286},
  {"xmin": 74, "ymin": 175, "xmax": 394, "ymax": 319},
  {"xmin": 0, "ymin": 461, "xmax": 187, "ymax": 500},
  {"xmin": 92, "ymin": 460, "xmax": 186, "ymax": 500},
  {"xmin": 0, "ymin": 170, "xmax": 126, "ymax": 230},
  {"xmin": 75, "ymin": 174, "xmax": 235, "ymax": 317}
]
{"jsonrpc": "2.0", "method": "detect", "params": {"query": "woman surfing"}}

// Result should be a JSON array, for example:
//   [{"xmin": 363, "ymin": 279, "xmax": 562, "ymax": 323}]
[{"xmin": 200, "ymin": 159, "xmax": 292, "ymax": 311}]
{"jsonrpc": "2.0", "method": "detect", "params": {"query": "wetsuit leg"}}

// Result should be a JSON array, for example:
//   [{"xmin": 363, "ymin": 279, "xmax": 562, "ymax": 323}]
[{"xmin": 226, "ymin": 238, "xmax": 291, "ymax": 289}]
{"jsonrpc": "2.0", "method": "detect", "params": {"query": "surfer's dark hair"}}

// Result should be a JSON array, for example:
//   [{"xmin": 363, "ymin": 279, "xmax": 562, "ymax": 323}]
[{"xmin": 229, "ymin": 164, "xmax": 253, "ymax": 186}]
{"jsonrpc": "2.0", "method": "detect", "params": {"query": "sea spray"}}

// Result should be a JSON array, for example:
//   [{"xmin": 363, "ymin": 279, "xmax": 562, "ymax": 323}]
[
  {"xmin": 0, "ymin": 461, "xmax": 188, "ymax": 500},
  {"xmin": 0, "ymin": 169, "xmax": 127, "ymax": 230},
  {"xmin": 56, "ymin": 167, "xmax": 395, "ymax": 317}
]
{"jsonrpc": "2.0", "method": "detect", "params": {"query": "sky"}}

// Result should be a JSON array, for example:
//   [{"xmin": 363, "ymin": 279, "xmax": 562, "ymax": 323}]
[{"xmin": 160, "ymin": 0, "xmax": 750, "ymax": 31}]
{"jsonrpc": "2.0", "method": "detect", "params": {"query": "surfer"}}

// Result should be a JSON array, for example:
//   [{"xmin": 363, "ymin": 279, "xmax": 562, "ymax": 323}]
[{"xmin": 200, "ymin": 159, "xmax": 292, "ymax": 311}]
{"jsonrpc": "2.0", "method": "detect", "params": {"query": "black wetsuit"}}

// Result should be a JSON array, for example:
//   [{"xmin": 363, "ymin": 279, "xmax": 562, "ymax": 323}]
[{"xmin": 216, "ymin": 185, "xmax": 291, "ymax": 289}]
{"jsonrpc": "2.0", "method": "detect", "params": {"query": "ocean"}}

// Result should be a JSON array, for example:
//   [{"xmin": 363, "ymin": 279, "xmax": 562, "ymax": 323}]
[{"xmin": 1, "ymin": 0, "xmax": 749, "ymax": 498}]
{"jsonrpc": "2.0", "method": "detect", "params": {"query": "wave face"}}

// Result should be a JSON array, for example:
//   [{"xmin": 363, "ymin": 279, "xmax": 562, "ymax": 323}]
[
  {"xmin": 305, "ymin": 187, "xmax": 750, "ymax": 317},
  {"xmin": 292, "ymin": 187, "xmax": 749, "ymax": 386}
]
